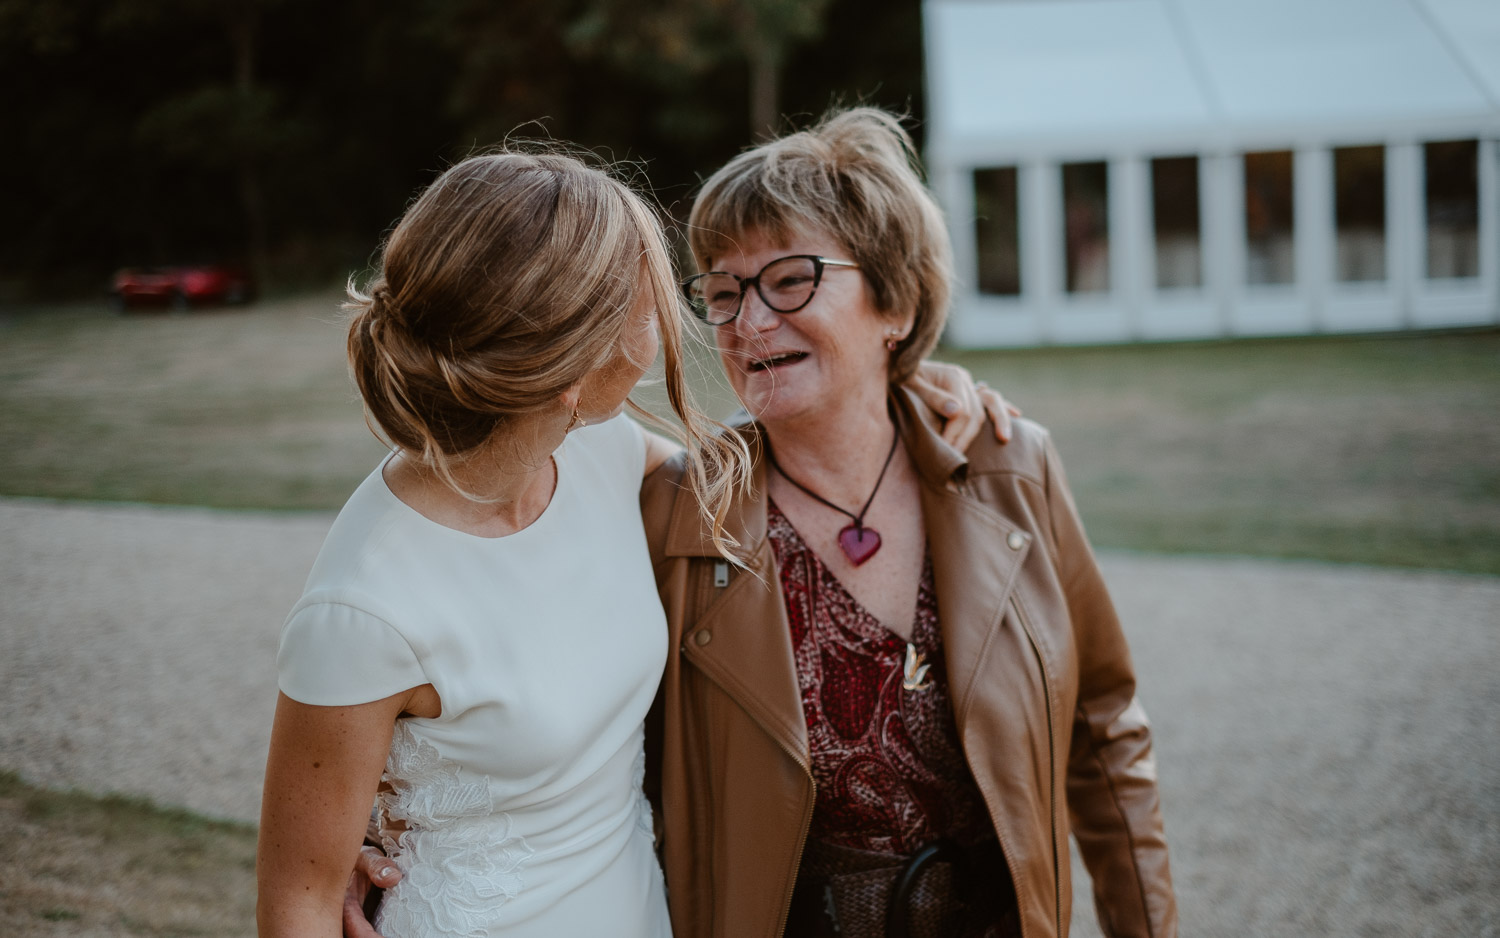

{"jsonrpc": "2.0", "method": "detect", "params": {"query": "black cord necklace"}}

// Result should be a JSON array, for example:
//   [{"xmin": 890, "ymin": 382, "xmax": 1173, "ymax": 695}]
[{"xmin": 766, "ymin": 428, "xmax": 900, "ymax": 566}]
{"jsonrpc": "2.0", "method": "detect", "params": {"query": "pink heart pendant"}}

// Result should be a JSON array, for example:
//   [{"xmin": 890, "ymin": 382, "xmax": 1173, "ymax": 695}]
[{"xmin": 837, "ymin": 524, "xmax": 882, "ymax": 566}]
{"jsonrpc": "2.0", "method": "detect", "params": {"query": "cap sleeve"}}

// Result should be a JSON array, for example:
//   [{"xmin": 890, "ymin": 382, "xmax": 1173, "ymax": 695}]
[
  {"xmin": 277, "ymin": 600, "xmax": 428, "ymax": 706},
  {"xmin": 572, "ymin": 413, "xmax": 647, "ymax": 489}
]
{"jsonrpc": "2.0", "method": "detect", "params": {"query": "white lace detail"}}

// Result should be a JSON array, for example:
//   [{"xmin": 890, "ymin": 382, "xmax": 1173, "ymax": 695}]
[{"xmin": 375, "ymin": 722, "xmax": 534, "ymax": 938}]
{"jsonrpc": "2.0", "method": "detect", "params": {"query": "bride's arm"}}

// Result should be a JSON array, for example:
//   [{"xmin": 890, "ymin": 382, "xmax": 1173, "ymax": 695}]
[
  {"xmin": 257, "ymin": 689, "xmax": 417, "ymax": 938},
  {"xmin": 644, "ymin": 430, "xmax": 682, "ymax": 476}
]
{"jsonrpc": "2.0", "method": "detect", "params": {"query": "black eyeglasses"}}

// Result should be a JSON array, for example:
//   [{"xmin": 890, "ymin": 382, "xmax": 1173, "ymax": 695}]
[{"xmin": 680, "ymin": 255, "xmax": 860, "ymax": 326}]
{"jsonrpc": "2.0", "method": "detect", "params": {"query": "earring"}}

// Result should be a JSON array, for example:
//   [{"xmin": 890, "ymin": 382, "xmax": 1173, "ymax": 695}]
[
  {"xmin": 885, "ymin": 330, "xmax": 902, "ymax": 352},
  {"xmin": 564, "ymin": 405, "xmax": 587, "ymax": 433}
]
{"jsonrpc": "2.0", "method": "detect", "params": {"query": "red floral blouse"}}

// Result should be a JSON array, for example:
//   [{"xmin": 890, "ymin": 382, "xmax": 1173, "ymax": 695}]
[{"xmin": 767, "ymin": 502, "xmax": 994, "ymax": 856}]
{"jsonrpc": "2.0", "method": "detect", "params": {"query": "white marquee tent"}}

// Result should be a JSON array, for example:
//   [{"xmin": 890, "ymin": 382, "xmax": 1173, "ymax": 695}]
[{"xmin": 923, "ymin": 0, "xmax": 1500, "ymax": 346}]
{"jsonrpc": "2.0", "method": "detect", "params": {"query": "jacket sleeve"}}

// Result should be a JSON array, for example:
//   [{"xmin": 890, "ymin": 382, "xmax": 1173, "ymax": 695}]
[{"xmin": 1043, "ymin": 433, "xmax": 1178, "ymax": 938}]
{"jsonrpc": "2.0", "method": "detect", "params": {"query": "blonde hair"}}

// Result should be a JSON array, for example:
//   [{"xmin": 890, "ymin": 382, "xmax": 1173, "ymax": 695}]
[
  {"xmin": 346, "ymin": 150, "xmax": 750, "ymax": 557},
  {"xmin": 687, "ymin": 107, "xmax": 951, "ymax": 384}
]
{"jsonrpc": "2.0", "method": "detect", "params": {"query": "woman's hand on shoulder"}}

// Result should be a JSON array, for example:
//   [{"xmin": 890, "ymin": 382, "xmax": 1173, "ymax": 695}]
[{"xmin": 907, "ymin": 360, "xmax": 1021, "ymax": 450}]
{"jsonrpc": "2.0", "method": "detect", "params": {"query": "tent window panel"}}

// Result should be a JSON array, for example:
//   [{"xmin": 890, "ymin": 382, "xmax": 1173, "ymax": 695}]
[
  {"xmin": 1244, "ymin": 151, "xmax": 1295, "ymax": 286},
  {"xmin": 1062, "ymin": 161, "xmax": 1110, "ymax": 294},
  {"xmin": 1425, "ymin": 140, "xmax": 1479, "ymax": 280},
  {"xmin": 1151, "ymin": 156, "xmax": 1201, "ymax": 289},
  {"xmin": 974, "ymin": 167, "xmax": 1020, "ymax": 296},
  {"xmin": 1334, "ymin": 145, "xmax": 1386, "ymax": 283}
]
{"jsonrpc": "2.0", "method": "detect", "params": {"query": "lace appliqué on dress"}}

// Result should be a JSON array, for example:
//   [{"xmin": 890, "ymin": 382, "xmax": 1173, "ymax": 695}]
[{"xmin": 375, "ymin": 722, "xmax": 534, "ymax": 938}]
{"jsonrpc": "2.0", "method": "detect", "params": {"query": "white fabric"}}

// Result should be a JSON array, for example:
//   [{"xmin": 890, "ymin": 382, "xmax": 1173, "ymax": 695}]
[{"xmin": 278, "ymin": 414, "xmax": 670, "ymax": 938}]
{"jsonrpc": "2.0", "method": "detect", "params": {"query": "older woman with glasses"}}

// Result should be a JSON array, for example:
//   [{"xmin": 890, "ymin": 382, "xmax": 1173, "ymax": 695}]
[{"xmin": 641, "ymin": 108, "xmax": 1177, "ymax": 938}]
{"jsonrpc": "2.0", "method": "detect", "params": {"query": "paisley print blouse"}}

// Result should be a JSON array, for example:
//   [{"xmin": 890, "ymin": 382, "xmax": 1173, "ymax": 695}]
[{"xmin": 767, "ymin": 502, "xmax": 993, "ymax": 856}]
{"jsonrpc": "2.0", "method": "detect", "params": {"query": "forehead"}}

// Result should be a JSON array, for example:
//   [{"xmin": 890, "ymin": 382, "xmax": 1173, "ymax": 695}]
[{"xmin": 702, "ymin": 225, "xmax": 844, "ymax": 271}]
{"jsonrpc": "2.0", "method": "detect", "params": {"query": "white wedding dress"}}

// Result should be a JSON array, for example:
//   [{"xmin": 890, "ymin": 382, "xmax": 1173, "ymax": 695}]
[{"xmin": 278, "ymin": 415, "xmax": 671, "ymax": 938}]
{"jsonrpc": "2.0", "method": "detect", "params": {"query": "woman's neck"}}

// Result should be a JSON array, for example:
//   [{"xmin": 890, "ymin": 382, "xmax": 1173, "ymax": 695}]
[
  {"xmin": 384, "ymin": 418, "xmax": 567, "ymax": 538},
  {"xmin": 761, "ymin": 386, "xmax": 898, "ymax": 509}
]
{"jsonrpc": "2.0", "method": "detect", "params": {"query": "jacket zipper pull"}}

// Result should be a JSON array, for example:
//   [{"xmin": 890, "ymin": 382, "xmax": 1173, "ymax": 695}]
[{"xmin": 713, "ymin": 561, "xmax": 730, "ymax": 588}]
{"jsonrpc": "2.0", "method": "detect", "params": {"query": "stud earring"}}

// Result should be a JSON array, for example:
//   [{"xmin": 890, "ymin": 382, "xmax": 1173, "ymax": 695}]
[{"xmin": 885, "ymin": 330, "xmax": 902, "ymax": 352}]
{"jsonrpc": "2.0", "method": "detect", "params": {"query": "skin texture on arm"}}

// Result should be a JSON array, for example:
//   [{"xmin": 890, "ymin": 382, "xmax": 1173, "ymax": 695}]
[
  {"xmin": 257, "ymin": 687, "xmax": 434, "ymax": 938},
  {"xmin": 643, "ymin": 429, "xmax": 681, "ymax": 477}
]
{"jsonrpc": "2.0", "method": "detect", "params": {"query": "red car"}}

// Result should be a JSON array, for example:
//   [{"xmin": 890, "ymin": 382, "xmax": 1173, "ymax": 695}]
[{"xmin": 111, "ymin": 265, "xmax": 255, "ymax": 310}]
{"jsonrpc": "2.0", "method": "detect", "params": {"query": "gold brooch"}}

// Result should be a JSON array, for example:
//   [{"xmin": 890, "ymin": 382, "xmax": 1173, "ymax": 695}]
[{"xmin": 902, "ymin": 643, "xmax": 932, "ymax": 692}]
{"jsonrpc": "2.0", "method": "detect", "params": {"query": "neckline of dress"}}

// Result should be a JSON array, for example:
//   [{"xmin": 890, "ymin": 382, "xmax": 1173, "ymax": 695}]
[{"xmin": 376, "ymin": 444, "xmax": 570, "ymax": 544}]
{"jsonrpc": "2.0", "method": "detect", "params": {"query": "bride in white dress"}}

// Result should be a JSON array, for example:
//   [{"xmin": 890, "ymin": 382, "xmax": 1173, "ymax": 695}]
[
  {"xmin": 257, "ymin": 147, "xmax": 1005, "ymax": 938},
  {"xmin": 256, "ymin": 150, "xmax": 750, "ymax": 938}
]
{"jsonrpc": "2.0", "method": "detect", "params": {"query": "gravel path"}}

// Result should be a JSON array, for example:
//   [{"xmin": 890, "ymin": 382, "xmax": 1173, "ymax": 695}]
[{"xmin": 1, "ymin": 496, "xmax": 1496, "ymax": 936}]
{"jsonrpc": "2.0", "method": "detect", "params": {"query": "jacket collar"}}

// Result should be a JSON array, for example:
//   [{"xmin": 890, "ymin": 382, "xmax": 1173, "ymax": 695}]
[{"xmin": 661, "ymin": 387, "xmax": 969, "ymax": 560}]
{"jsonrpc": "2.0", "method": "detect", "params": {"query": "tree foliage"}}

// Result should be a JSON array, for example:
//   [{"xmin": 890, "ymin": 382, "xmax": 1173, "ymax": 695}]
[{"xmin": 0, "ymin": 0, "xmax": 925, "ymax": 296}]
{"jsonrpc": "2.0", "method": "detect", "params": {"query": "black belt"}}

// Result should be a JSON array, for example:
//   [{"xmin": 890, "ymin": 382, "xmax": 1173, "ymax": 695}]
[{"xmin": 786, "ymin": 837, "xmax": 1018, "ymax": 938}]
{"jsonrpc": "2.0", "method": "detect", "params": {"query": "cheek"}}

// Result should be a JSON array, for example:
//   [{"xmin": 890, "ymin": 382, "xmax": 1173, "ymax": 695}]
[
  {"xmin": 712, "ymin": 328, "xmax": 740, "ymax": 367},
  {"xmin": 642, "ymin": 323, "xmax": 660, "ymax": 369}
]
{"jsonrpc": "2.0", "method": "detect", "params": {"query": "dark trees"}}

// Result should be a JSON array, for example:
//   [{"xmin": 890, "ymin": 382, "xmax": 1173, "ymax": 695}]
[{"xmin": 0, "ymin": 0, "xmax": 925, "ymax": 296}]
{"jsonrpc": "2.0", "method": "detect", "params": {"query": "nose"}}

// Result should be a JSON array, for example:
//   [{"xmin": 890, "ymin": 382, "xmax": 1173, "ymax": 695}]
[{"xmin": 733, "ymin": 284, "xmax": 781, "ymax": 334}]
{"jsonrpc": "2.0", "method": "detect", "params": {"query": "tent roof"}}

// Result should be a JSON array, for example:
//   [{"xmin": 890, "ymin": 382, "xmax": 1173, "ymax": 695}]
[{"xmin": 924, "ymin": 0, "xmax": 1500, "ymax": 161}]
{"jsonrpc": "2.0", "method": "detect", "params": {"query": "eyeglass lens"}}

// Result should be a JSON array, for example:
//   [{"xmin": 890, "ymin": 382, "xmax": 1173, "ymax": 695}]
[{"xmin": 687, "ymin": 256, "xmax": 820, "ymax": 325}]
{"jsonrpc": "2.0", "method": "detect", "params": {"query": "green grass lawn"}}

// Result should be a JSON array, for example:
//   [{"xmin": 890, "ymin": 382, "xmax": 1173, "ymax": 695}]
[
  {"xmin": 0, "ymin": 772, "xmax": 257, "ymax": 937},
  {"xmin": 2, "ymin": 293, "xmax": 1497, "ymax": 573},
  {"xmin": 943, "ymin": 333, "xmax": 1500, "ymax": 573}
]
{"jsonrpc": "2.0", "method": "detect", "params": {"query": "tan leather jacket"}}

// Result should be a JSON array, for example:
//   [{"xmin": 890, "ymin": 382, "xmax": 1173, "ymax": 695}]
[{"xmin": 640, "ymin": 388, "xmax": 1176, "ymax": 938}]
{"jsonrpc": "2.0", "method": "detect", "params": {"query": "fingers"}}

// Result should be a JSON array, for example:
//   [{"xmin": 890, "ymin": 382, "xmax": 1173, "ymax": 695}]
[
  {"xmin": 945, "ymin": 368, "xmax": 984, "ymax": 451},
  {"xmin": 907, "ymin": 369, "xmax": 966, "ymax": 430},
  {"xmin": 357, "ymin": 845, "xmax": 402, "ymax": 889},
  {"xmin": 341, "ymin": 848, "xmax": 399, "ymax": 938},
  {"xmin": 342, "ymin": 885, "xmax": 387, "ymax": 938},
  {"xmin": 976, "ymin": 381, "xmax": 1020, "ymax": 444},
  {"xmin": 906, "ymin": 360, "xmax": 995, "ymax": 451},
  {"xmin": 926, "ymin": 364, "xmax": 983, "ymax": 450}
]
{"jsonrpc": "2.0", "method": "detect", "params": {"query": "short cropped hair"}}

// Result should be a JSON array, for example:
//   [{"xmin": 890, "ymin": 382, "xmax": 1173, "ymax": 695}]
[{"xmin": 687, "ymin": 108, "xmax": 952, "ymax": 383}]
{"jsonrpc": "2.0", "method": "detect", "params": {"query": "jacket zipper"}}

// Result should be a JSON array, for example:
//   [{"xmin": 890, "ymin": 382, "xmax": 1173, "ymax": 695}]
[{"xmin": 696, "ymin": 556, "xmax": 816, "ymax": 938}]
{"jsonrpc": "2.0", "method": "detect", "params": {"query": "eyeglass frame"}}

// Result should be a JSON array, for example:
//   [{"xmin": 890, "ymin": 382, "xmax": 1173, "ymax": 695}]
[{"xmin": 680, "ymin": 254, "xmax": 860, "ymax": 326}]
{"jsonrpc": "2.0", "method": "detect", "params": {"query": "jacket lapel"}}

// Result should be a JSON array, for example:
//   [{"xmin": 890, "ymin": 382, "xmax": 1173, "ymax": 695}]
[
  {"xmin": 922, "ymin": 483, "xmax": 1031, "ymax": 721},
  {"xmin": 893, "ymin": 390, "xmax": 1033, "ymax": 721},
  {"xmin": 664, "ymin": 424, "xmax": 811, "ymax": 767}
]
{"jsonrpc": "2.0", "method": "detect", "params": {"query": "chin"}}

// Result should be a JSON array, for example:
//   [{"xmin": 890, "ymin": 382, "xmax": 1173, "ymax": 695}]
[{"xmin": 735, "ymin": 384, "xmax": 816, "ymax": 428}]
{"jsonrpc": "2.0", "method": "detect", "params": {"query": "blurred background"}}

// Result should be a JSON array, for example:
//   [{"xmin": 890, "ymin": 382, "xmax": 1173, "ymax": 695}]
[
  {"xmin": 0, "ymin": 0, "xmax": 924, "ymax": 300},
  {"xmin": 1, "ymin": 0, "xmax": 1497, "ymax": 935}
]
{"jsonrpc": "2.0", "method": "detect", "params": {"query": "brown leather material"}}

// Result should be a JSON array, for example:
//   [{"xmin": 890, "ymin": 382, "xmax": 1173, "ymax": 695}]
[{"xmin": 641, "ymin": 387, "xmax": 1177, "ymax": 938}]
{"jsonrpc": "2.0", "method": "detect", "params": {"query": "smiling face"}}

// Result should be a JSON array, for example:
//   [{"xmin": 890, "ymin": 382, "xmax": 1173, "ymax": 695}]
[{"xmin": 708, "ymin": 228, "xmax": 909, "ymax": 431}]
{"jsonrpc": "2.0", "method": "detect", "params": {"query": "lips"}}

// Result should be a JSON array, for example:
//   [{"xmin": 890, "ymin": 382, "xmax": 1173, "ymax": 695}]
[{"xmin": 747, "ymin": 351, "xmax": 808, "ymax": 372}]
